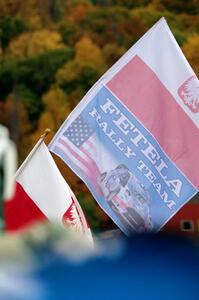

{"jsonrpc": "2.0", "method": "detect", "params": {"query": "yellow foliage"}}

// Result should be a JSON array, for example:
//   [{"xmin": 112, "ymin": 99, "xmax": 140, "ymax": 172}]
[
  {"xmin": 56, "ymin": 61, "xmax": 80, "ymax": 86},
  {"xmin": 0, "ymin": 0, "xmax": 57, "ymax": 28},
  {"xmin": 31, "ymin": 86, "xmax": 70, "ymax": 145},
  {"xmin": 182, "ymin": 35, "xmax": 199, "ymax": 76},
  {"xmin": 103, "ymin": 43, "xmax": 126, "ymax": 66},
  {"xmin": 0, "ymin": 0, "xmax": 23, "ymax": 18},
  {"xmin": 7, "ymin": 29, "xmax": 66, "ymax": 58},
  {"xmin": 75, "ymin": 36, "xmax": 105, "ymax": 70},
  {"xmin": 31, "ymin": 111, "xmax": 55, "ymax": 146},
  {"xmin": 30, "ymin": 86, "xmax": 85, "ymax": 189},
  {"xmin": 56, "ymin": 37, "xmax": 106, "ymax": 86},
  {"xmin": 27, "ymin": 14, "xmax": 42, "ymax": 30},
  {"xmin": 42, "ymin": 86, "xmax": 70, "ymax": 125},
  {"xmin": 67, "ymin": 87, "xmax": 86, "ymax": 108}
]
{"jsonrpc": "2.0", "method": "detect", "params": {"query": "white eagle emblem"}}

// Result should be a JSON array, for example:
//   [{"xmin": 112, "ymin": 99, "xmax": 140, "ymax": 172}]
[
  {"xmin": 62, "ymin": 202, "xmax": 84, "ymax": 234},
  {"xmin": 67, "ymin": 204, "xmax": 84, "ymax": 234},
  {"xmin": 178, "ymin": 75, "xmax": 199, "ymax": 113}
]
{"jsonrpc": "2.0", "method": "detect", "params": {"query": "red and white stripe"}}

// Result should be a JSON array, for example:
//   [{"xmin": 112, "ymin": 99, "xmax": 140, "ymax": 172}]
[
  {"xmin": 56, "ymin": 134, "xmax": 101, "ymax": 187},
  {"xmin": 107, "ymin": 54, "xmax": 199, "ymax": 189},
  {"xmin": 4, "ymin": 140, "xmax": 93, "ymax": 244}
]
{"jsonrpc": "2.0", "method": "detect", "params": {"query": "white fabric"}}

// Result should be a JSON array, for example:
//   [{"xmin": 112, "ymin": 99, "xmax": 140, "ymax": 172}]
[{"xmin": 16, "ymin": 142, "xmax": 72, "ymax": 223}]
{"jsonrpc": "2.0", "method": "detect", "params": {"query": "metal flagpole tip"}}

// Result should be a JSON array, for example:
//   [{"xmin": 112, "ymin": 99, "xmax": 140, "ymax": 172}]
[{"xmin": 40, "ymin": 128, "xmax": 51, "ymax": 139}]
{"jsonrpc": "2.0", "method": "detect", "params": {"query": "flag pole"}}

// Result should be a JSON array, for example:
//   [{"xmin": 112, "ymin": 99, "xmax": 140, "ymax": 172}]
[
  {"xmin": 40, "ymin": 128, "xmax": 51, "ymax": 139},
  {"xmin": 14, "ymin": 128, "xmax": 51, "ymax": 179}
]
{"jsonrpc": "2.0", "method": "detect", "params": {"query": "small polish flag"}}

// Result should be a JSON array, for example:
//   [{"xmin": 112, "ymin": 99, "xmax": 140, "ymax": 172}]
[{"xmin": 4, "ymin": 139, "xmax": 93, "ymax": 244}]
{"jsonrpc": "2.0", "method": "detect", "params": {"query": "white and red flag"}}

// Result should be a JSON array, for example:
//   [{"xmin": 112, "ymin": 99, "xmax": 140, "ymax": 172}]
[
  {"xmin": 49, "ymin": 17, "xmax": 199, "ymax": 235},
  {"xmin": 4, "ymin": 138, "xmax": 92, "ymax": 243}
]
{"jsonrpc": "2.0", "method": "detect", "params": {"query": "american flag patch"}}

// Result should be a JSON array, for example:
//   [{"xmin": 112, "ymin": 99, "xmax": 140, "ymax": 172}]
[
  {"xmin": 64, "ymin": 115, "xmax": 95, "ymax": 147},
  {"xmin": 53, "ymin": 115, "xmax": 100, "ymax": 187}
]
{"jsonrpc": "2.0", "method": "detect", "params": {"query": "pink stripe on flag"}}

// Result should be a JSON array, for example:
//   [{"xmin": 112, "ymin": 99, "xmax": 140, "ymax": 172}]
[
  {"xmin": 86, "ymin": 139, "xmax": 95, "ymax": 150},
  {"xmin": 107, "ymin": 55, "xmax": 199, "ymax": 189},
  {"xmin": 54, "ymin": 145, "xmax": 88, "ymax": 174},
  {"xmin": 58, "ymin": 138, "xmax": 99, "ymax": 177},
  {"xmin": 81, "ymin": 146, "xmax": 100, "ymax": 178},
  {"xmin": 58, "ymin": 138, "xmax": 89, "ymax": 169},
  {"xmin": 58, "ymin": 138, "xmax": 102, "ymax": 194}
]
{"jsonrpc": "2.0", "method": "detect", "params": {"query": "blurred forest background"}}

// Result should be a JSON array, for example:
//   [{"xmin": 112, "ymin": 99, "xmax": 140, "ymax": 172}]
[{"xmin": 0, "ymin": 0, "xmax": 198, "ymax": 232}]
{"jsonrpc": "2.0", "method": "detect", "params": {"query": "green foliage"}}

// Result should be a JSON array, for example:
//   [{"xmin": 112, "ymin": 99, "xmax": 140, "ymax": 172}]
[
  {"xmin": 172, "ymin": 28, "xmax": 187, "ymax": 46},
  {"xmin": 58, "ymin": 21, "xmax": 80, "ymax": 45},
  {"xmin": 78, "ymin": 192, "xmax": 100, "ymax": 231},
  {"xmin": 131, "ymin": 6, "xmax": 180, "ymax": 28},
  {"xmin": 18, "ymin": 48, "xmax": 74, "ymax": 95},
  {"xmin": 76, "ymin": 66, "xmax": 100, "ymax": 90},
  {"xmin": 160, "ymin": 0, "xmax": 199, "ymax": 15},
  {"xmin": 17, "ymin": 85, "xmax": 43, "ymax": 129},
  {"xmin": 49, "ymin": 0, "xmax": 66, "ymax": 22},
  {"xmin": 0, "ymin": 48, "xmax": 74, "ymax": 100},
  {"xmin": 56, "ymin": 36, "xmax": 106, "ymax": 97},
  {"xmin": 178, "ymin": 14, "xmax": 199, "ymax": 34},
  {"xmin": 0, "ymin": 16, "xmax": 27, "ymax": 49},
  {"xmin": 78, "ymin": 192, "xmax": 115, "ymax": 233},
  {"xmin": 102, "ymin": 43, "xmax": 126, "ymax": 66},
  {"xmin": 91, "ymin": 0, "xmax": 152, "ymax": 7},
  {"xmin": 0, "ymin": 59, "xmax": 18, "ymax": 100},
  {"xmin": 110, "ymin": 0, "xmax": 152, "ymax": 8},
  {"xmin": 81, "ymin": 6, "xmax": 146, "ymax": 47},
  {"xmin": 130, "ymin": 6, "xmax": 191, "ymax": 45},
  {"xmin": 58, "ymin": 64, "xmax": 102, "ymax": 94}
]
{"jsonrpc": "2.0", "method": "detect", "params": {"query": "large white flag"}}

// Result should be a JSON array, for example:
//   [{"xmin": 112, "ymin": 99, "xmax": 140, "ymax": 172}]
[
  {"xmin": 49, "ymin": 18, "xmax": 199, "ymax": 235},
  {"xmin": 4, "ymin": 139, "xmax": 92, "ymax": 244}
]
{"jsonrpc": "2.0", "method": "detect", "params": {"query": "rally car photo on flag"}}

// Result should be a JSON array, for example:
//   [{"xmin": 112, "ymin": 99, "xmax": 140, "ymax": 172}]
[
  {"xmin": 97, "ymin": 164, "xmax": 152, "ymax": 232},
  {"xmin": 49, "ymin": 18, "xmax": 199, "ymax": 235}
]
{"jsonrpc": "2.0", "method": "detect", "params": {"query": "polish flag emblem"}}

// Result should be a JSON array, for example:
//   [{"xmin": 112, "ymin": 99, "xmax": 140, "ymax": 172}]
[
  {"xmin": 62, "ymin": 200, "xmax": 84, "ymax": 234},
  {"xmin": 178, "ymin": 75, "xmax": 199, "ymax": 113}
]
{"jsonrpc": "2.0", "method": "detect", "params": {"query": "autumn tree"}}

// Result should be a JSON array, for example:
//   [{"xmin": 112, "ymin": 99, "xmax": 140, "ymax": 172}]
[
  {"xmin": 102, "ymin": 43, "xmax": 126, "ymax": 66},
  {"xmin": 131, "ymin": 6, "xmax": 189, "ymax": 45},
  {"xmin": 7, "ymin": 29, "xmax": 66, "ymax": 58},
  {"xmin": 159, "ymin": 0, "xmax": 199, "ymax": 15},
  {"xmin": 16, "ymin": 85, "xmax": 43, "ymax": 130},
  {"xmin": 58, "ymin": 21, "xmax": 81, "ymax": 46},
  {"xmin": 80, "ymin": 6, "xmax": 146, "ymax": 48},
  {"xmin": 17, "ymin": 48, "xmax": 74, "ymax": 96},
  {"xmin": 30, "ymin": 86, "xmax": 78, "ymax": 191},
  {"xmin": 182, "ymin": 35, "xmax": 199, "ymax": 76},
  {"xmin": 111, "ymin": 0, "xmax": 152, "ymax": 8},
  {"xmin": 0, "ymin": 0, "xmax": 24, "ymax": 18},
  {"xmin": 64, "ymin": 0, "xmax": 92, "ymax": 22},
  {"xmin": 31, "ymin": 86, "xmax": 70, "ymax": 143},
  {"xmin": 1, "ymin": 92, "xmax": 31, "ymax": 160},
  {"xmin": 48, "ymin": 0, "xmax": 66, "ymax": 22},
  {"xmin": 0, "ymin": 48, "xmax": 73, "ymax": 100},
  {"xmin": 56, "ymin": 36, "xmax": 106, "ymax": 102},
  {"xmin": 0, "ymin": 16, "xmax": 27, "ymax": 50}
]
